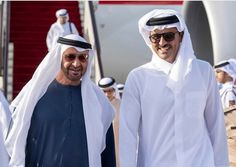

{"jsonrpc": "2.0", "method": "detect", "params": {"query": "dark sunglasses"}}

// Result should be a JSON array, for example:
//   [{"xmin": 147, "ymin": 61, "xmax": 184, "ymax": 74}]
[
  {"xmin": 149, "ymin": 31, "xmax": 179, "ymax": 43},
  {"xmin": 64, "ymin": 53, "xmax": 88, "ymax": 63}
]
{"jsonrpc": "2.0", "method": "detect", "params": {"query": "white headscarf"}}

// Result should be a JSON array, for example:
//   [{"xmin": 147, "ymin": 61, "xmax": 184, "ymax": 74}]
[
  {"xmin": 98, "ymin": 77, "xmax": 120, "ymax": 100},
  {"xmin": 117, "ymin": 83, "xmax": 124, "ymax": 95},
  {"xmin": 5, "ymin": 34, "xmax": 114, "ymax": 167},
  {"xmin": 138, "ymin": 9, "xmax": 196, "ymax": 92},
  {"xmin": 56, "ymin": 9, "xmax": 69, "ymax": 22}
]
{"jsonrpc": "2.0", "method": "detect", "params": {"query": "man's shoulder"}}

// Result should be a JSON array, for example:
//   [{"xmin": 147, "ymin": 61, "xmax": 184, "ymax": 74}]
[
  {"xmin": 50, "ymin": 22, "xmax": 59, "ymax": 28},
  {"xmin": 69, "ymin": 22, "xmax": 76, "ymax": 25},
  {"xmin": 192, "ymin": 59, "xmax": 215, "ymax": 84},
  {"xmin": 125, "ymin": 63, "xmax": 151, "ymax": 84},
  {"xmin": 129, "ymin": 62, "xmax": 151, "ymax": 74},
  {"xmin": 192, "ymin": 58, "xmax": 212, "ymax": 71},
  {"xmin": 193, "ymin": 58, "xmax": 211, "ymax": 66}
]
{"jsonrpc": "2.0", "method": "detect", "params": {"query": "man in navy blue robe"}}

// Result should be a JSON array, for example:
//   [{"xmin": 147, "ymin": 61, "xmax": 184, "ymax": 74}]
[{"xmin": 5, "ymin": 34, "xmax": 116, "ymax": 167}]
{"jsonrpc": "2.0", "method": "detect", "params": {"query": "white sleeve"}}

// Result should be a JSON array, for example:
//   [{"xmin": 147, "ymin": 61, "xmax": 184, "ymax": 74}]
[
  {"xmin": 204, "ymin": 67, "xmax": 229, "ymax": 167},
  {"xmin": 71, "ymin": 23, "xmax": 79, "ymax": 35},
  {"xmin": 225, "ymin": 90, "xmax": 236, "ymax": 102},
  {"xmin": 46, "ymin": 25, "xmax": 54, "ymax": 51},
  {"xmin": 119, "ymin": 71, "xmax": 141, "ymax": 167}
]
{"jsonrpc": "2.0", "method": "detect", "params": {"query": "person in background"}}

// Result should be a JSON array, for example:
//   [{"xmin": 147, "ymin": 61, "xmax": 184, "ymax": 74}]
[
  {"xmin": 215, "ymin": 59, "xmax": 236, "ymax": 167},
  {"xmin": 116, "ymin": 83, "xmax": 125, "ymax": 98},
  {"xmin": 5, "ymin": 34, "xmax": 116, "ymax": 167},
  {"xmin": 214, "ymin": 59, "xmax": 236, "ymax": 109},
  {"xmin": 46, "ymin": 9, "xmax": 79, "ymax": 51},
  {"xmin": 119, "ymin": 9, "xmax": 229, "ymax": 167},
  {"xmin": 98, "ymin": 77, "xmax": 121, "ymax": 167},
  {"xmin": 0, "ymin": 91, "xmax": 11, "ymax": 167}
]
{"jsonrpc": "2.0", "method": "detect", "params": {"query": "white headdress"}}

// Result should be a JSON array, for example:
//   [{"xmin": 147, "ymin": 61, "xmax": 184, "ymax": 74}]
[
  {"xmin": 117, "ymin": 83, "xmax": 125, "ymax": 94},
  {"xmin": 56, "ymin": 9, "xmax": 68, "ymax": 18},
  {"xmin": 98, "ymin": 77, "xmax": 120, "ymax": 99},
  {"xmin": 5, "ymin": 34, "xmax": 114, "ymax": 167},
  {"xmin": 56, "ymin": 9, "xmax": 69, "ymax": 22},
  {"xmin": 138, "ymin": 9, "xmax": 196, "ymax": 92},
  {"xmin": 215, "ymin": 58, "xmax": 236, "ymax": 80}
]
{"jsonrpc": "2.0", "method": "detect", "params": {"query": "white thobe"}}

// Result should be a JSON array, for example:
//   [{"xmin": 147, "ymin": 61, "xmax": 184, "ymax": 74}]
[
  {"xmin": 219, "ymin": 82, "xmax": 236, "ymax": 109},
  {"xmin": 46, "ymin": 21, "xmax": 79, "ymax": 51},
  {"xmin": 120, "ymin": 58, "xmax": 229, "ymax": 167},
  {"xmin": 0, "ymin": 91, "xmax": 11, "ymax": 167}
]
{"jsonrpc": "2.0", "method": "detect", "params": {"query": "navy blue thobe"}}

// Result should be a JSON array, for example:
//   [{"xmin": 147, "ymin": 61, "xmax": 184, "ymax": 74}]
[{"xmin": 25, "ymin": 80, "xmax": 116, "ymax": 167}]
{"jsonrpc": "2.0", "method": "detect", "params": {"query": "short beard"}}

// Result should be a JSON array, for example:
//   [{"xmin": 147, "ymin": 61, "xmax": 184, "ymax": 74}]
[{"xmin": 61, "ymin": 63, "xmax": 83, "ymax": 82}]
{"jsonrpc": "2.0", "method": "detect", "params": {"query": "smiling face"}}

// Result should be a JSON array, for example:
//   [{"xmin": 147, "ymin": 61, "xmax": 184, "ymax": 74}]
[
  {"xmin": 150, "ymin": 27, "xmax": 183, "ymax": 63},
  {"xmin": 56, "ymin": 47, "xmax": 89, "ymax": 86}
]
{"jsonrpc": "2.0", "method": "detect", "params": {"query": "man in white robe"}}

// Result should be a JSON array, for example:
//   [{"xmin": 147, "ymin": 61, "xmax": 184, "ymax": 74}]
[
  {"xmin": 5, "ymin": 34, "xmax": 115, "ymax": 167},
  {"xmin": 215, "ymin": 59, "xmax": 236, "ymax": 108},
  {"xmin": 119, "ymin": 9, "xmax": 229, "ymax": 167},
  {"xmin": 46, "ymin": 9, "xmax": 79, "ymax": 51}
]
